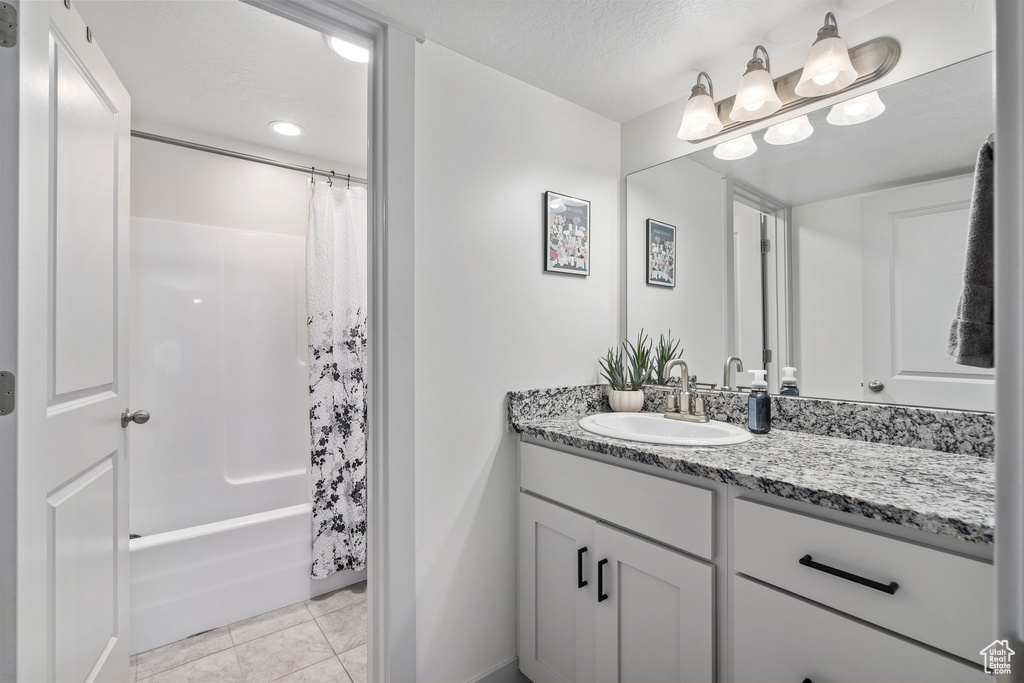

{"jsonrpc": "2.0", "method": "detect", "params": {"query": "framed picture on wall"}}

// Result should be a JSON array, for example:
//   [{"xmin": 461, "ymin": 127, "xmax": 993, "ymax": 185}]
[
  {"xmin": 545, "ymin": 191, "xmax": 590, "ymax": 276},
  {"xmin": 647, "ymin": 219, "xmax": 676, "ymax": 287}
]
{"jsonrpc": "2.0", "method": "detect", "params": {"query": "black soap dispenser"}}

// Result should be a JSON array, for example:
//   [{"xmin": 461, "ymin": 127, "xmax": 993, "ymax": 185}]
[{"xmin": 748, "ymin": 370, "xmax": 771, "ymax": 434}]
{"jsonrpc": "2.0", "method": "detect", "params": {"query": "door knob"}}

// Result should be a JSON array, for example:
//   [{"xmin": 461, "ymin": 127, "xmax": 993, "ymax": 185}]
[
  {"xmin": 868, "ymin": 380, "xmax": 885, "ymax": 393},
  {"xmin": 121, "ymin": 409, "xmax": 151, "ymax": 428}
]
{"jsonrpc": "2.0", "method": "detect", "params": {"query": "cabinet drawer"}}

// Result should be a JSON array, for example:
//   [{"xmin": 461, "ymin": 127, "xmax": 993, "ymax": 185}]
[
  {"xmin": 733, "ymin": 576, "xmax": 988, "ymax": 682},
  {"xmin": 520, "ymin": 442, "xmax": 714, "ymax": 559},
  {"xmin": 733, "ymin": 498, "xmax": 992, "ymax": 663}
]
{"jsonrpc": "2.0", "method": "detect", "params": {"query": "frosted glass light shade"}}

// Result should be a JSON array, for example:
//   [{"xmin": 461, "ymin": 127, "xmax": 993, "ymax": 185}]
[
  {"xmin": 827, "ymin": 91, "xmax": 885, "ymax": 125},
  {"xmin": 678, "ymin": 90, "xmax": 723, "ymax": 140},
  {"xmin": 730, "ymin": 66, "xmax": 782, "ymax": 121},
  {"xmin": 763, "ymin": 115, "xmax": 814, "ymax": 145},
  {"xmin": 795, "ymin": 35, "xmax": 858, "ymax": 96},
  {"xmin": 713, "ymin": 134, "xmax": 757, "ymax": 160}
]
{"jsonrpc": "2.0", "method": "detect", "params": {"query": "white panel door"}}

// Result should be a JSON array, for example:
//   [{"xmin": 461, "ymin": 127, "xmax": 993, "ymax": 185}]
[
  {"xmin": 594, "ymin": 524, "xmax": 714, "ymax": 683},
  {"xmin": 17, "ymin": 2, "xmax": 132, "ymax": 681},
  {"xmin": 518, "ymin": 494, "xmax": 596, "ymax": 683},
  {"xmin": 862, "ymin": 176, "xmax": 995, "ymax": 411}
]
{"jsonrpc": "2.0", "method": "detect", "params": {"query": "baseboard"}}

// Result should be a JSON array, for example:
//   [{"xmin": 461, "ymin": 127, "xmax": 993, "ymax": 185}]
[{"xmin": 470, "ymin": 657, "xmax": 532, "ymax": 683}]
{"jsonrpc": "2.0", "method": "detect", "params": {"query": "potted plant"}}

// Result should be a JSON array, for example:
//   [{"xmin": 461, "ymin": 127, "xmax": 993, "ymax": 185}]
[
  {"xmin": 653, "ymin": 330, "xmax": 682, "ymax": 385},
  {"xmin": 600, "ymin": 330, "xmax": 654, "ymax": 412}
]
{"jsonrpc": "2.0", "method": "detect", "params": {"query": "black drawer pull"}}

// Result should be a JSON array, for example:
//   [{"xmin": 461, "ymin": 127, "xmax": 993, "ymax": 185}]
[
  {"xmin": 597, "ymin": 558, "xmax": 609, "ymax": 602},
  {"xmin": 799, "ymin": 554, "xmax": 899, "ymax": 595},
  {"xmin": 577, "ymin": 547, "xmax": 588, "ymax": 588}
]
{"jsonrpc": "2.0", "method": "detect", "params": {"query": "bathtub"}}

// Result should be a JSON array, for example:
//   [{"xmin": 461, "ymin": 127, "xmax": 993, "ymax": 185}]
[{"xmin": 130, "ymin": 503, "xmax": 364, "ymax": 654}]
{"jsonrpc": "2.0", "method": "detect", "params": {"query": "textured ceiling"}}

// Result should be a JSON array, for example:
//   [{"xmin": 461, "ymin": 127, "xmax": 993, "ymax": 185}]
[
  {"xmin": 683, "ymin": 53, "xmax": 993, "ymax": 206},
  {"xmin": 354, "ymin": 0, "xmax": 890, "ymax": 123},
  {"xmin": 75, "ymin": 0, "xmax": 368, "ymax": 168}
]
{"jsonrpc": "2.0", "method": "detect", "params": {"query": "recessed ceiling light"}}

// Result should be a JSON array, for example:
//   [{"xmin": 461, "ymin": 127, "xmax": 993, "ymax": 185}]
[
  {"xmin": 269, "ymin": 121, "xmax": 304, "ymax": 136},
  {"xmin": 324, "ymin": 34, "xmax": 370, "ymax": 63}
]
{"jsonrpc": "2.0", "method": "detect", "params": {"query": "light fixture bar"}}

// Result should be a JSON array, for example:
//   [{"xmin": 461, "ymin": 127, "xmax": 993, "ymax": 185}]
[{"xmin": 688, "ymin": 36, "xmax": 899, "ymax": 144}]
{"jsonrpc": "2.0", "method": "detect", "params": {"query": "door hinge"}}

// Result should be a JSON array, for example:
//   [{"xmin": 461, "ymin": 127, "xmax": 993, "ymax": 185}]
[
  {"xmin": 761, "ymin": 238, "xmax": 771, "ymax": 254},
  {"xmin": 0, "ymin": 371, "xmax": 14, "ymax": 416},
  {"xmin": 0, "ymin": 3, "xmax": 16, "ymax": 49},
  {"xmin": 762, "ymin": 349, "xmax": 773, "ymax": 364}
]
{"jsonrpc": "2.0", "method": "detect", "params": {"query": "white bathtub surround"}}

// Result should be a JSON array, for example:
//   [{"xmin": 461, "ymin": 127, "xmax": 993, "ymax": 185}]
[{"xmin": 307, "ymin": 181, "xmax": 369, "ymax": 577}]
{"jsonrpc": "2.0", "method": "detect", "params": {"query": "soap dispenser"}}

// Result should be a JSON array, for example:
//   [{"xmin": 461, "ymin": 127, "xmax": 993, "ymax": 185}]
[
  {"xmin": 780, "ymin": 366, "xmax": 800, "ymax": 396},
  {"xmin": 748, "ymin": 370, "xmax": 771, "ymax": 434}
]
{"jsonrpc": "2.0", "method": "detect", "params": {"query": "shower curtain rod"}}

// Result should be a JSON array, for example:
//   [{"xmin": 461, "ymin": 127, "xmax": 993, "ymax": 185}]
[{"xmin": 130, "ymin": 130, "xmax": 368, "ymax": 185}]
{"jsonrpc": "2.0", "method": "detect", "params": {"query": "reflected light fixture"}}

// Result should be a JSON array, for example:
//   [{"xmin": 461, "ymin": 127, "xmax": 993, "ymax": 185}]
[
  {"xmin": 730, "ymin": 45, "xmax": 782, "ymax": 122},
  {"xmin": 713, "ymin": 134, "xmax": 757, "ymax": 160},
  {"xmin": 269, "ymin": 121, "xmax": 304, "ymax": 136},
  {"xmin": 324, "ymin": 34, "xmax": 370, "ymax": 63},
  {"xmin": 827, "ymin": 91, "xmax": 885, "ymax": 125},
  {"xmin": 794, "ymin": 12, "xmax": 858, "ymax": 97},
  {"xmin": 763, "ymin": 115, "xmax": 814, "ymax": 145},
  {"xmin": 677, "ymin": 71, "xmax": 724, "ymax": 140}
]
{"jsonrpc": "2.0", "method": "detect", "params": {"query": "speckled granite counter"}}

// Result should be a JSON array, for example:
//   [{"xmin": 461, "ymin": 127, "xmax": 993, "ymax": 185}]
[{"xmin": 512, "ymin": 414, "xmax": 995, "ymax": 546}]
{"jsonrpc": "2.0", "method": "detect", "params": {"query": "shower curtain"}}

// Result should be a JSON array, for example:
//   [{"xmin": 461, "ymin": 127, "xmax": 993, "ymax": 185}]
[{"xmin": 307, "ymin": 180, "xmax": 368, "ymax": 578}]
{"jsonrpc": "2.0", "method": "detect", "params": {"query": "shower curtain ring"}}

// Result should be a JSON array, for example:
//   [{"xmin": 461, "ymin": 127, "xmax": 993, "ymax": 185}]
[
  {"xmin": 347, "ymin": 174, "xmax": 351, "ymax": 189},
  {"xmin": 328, "ymin": 171, "xmax": 333, "ymax": 187},
  {"xmin": 310, "ymin": 166, "xmax": 316, "ymax": 184}
]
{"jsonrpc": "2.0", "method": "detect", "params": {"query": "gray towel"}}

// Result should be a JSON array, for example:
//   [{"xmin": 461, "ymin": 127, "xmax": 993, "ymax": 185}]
[{"xmin": 948, "ymin": 140, "xmax": 994, "ymax": 368}]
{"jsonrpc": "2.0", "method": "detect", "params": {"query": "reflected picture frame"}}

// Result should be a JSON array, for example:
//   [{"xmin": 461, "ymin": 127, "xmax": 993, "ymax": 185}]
[
  {"xmin": 545, "ymin": 191, "xmax": 591, "ymax": 276},
  {"xmin": 647, "ymin": 219, "xmax": 676, "ymax": 287}
]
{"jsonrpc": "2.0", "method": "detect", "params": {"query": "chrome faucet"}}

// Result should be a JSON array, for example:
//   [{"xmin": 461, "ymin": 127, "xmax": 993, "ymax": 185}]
[
  {"xmin": 662, "ymin": 358, "xmax": 709, "ymax": 423},
  {"xmin": 722, "ymin": 356, "xmax": 744, "ymax": 391}
]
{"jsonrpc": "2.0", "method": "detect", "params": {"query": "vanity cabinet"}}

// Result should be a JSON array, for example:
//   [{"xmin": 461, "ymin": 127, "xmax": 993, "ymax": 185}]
[{"xmin": 518, "ymin": 443, "xmax": 715, "ymax": 683}]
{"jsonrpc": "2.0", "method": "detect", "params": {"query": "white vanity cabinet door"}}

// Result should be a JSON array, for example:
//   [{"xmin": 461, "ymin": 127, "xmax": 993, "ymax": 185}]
[
  {"xmin": 733, "ymin": 577, "xmax": 989, "ymax": 683},
  {"xmin": 594, "ymin": 524, "xmax": 714, "ymax": 683},
  {"xmin": 519, "ymin": 494, "xmax": 596, "ymax": 683}
]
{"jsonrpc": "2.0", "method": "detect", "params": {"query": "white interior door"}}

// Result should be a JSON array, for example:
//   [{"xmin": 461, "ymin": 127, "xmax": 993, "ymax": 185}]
[
  {"xmin": 862, "ymin": 175, "xmax": 995, "ymax": 411},
  {"xmin": 594, "ymin": 524, "xmax": 713, "ymax": 683},
  {"xmin": 16, "ymin": 2, "xmax": 132, "ymax": 681}
]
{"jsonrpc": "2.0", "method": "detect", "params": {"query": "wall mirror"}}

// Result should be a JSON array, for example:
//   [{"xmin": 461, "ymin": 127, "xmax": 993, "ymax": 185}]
[{"xmin": 625, "ymin": 53, "xmax": 994, "ymax": 412}]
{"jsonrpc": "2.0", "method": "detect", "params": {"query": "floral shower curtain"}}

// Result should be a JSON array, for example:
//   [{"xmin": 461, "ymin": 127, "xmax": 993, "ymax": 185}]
[{"xmin": 307, "ymin": 179, "xmax": 367, "ymax": 578}]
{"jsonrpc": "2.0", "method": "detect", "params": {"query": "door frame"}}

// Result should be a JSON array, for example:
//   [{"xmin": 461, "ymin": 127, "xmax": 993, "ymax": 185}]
[{"xmin": 0, "ymin": 0, "xmax": 422, "ymax": 681}]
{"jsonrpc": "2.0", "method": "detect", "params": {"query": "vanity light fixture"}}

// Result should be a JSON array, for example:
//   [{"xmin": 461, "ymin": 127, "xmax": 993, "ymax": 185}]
[
  {"xmin": 269, "ymin": 121, "xmax": 304, "ymax": 136},
  {"xmin": 730, "ymin": 46, "xmax": 782, "ymax": 121},
  {"xmin": 713, "ymin": 134, "xmax": 757, "ymax": 160},
  {"xmin": 677, "ymin": 72, "xmax": 724, "ymax": 141},
  {"xmin": 826, "ymin": 91, "xmax": 885, "ymax": 126},
  {"xmin": 324, "ymin": 34, "xmax": 370, "ymax": 63},
  {"xmin": 794, "ymin": 12, "xmax": 859, "ymax": 97},
  {"xmin": 763, "ymin": 115, "xmax": 814, "ymax": 145}
]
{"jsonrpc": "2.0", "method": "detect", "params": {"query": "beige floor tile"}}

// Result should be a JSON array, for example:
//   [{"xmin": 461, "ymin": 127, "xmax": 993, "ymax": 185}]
[
  {"xmin": 304, "ymin": 582, "xmax": 367, "ymax": 618},
  {"xmin": 316, "ymin": 602, "xmax": 367, "ymax": 655},
  {"xmin": 139, "ymin": 649, "xmax": 242, "ymax": 683},
  {"xmin": 234, "ymin": 621, "xmax": 336, "ymax": 683},
  {"xmin": 230, "ymin": 602, "xmax": 314, "ymax": 646},
  {"xmin": 271, "ymin": 655, "xmax": 350, "ymax": 683},
  {"xmin": 135, "ymin": 627, "xmax": 234, "ymax": 680},
  {"xmin": 338, "ymin": 644, "xmax": 367, "ymax": 683}
]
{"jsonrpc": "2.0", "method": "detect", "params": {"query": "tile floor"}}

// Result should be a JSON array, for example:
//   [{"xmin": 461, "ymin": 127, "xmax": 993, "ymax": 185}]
[{"xmin": 130, "ymin": 581, "xmax": 368, "ymax": 683}]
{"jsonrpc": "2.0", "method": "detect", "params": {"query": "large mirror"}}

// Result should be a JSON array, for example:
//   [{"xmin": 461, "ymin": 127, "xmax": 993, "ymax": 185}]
[{"xmin": 625, "ymin": 54, "xmax": 994, "ymax": 412}]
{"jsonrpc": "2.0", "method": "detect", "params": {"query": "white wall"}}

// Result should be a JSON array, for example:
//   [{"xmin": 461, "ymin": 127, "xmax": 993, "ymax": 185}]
[
  {"xmin": 791, "ymin": 194, "xmax": 864, "ymax": 401},
  {"xmin": 625, "ymin": 158, "xmax": 724, "ymax": 385},
  {"xmin": 414, "ymin": 41, "xmax": 620, "ymax": 683},
  {"xmin": 621, "ymin": 0, "xmax": 995, "ymax": 174}
]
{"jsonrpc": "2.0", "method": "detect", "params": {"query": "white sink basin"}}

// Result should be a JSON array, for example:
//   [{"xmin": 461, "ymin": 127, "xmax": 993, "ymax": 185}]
[{"xmin": 579, "ymin": 412, "xmax": 752, "ymax": 446}]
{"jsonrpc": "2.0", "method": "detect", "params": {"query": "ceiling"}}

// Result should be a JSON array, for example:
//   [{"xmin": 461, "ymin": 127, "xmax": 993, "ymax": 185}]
[
  {"xmin": 354, "ymin": 0, "xmax": 890, "ymax": 123},
  {"xmin": 75, "ymin": 0, "xmax": 368, "ymax": 168},
  {"xmin": 684, "ymin": 53, "xmax": 993, "ymax": 207}
]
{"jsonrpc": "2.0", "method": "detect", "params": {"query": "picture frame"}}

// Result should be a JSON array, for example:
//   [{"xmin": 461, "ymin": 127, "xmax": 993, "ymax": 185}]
[
  {"xmin": 647, "ymin": 219, "xmax": 676, "ymax": 287},
  {"xmin": 545, "ymin": 191, "xmax": 590, "ymax": 276}
]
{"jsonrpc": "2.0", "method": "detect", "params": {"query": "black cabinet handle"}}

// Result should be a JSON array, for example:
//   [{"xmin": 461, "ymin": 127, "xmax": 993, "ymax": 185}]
[
  {"xmin": 597, "ymin": 558, "xmax": 609, "ymax": 602},
  {"xmin": 577, "ymin": 547, "xmax": 588, "ymax": 588},
  {"xmin": 799, "ymin": 554, "xmax": 899, "ymax": 595}
]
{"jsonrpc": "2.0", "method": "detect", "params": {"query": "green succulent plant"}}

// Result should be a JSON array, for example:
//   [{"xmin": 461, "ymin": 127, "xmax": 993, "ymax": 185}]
[
  {"xmin": 622, "ymin": 329, "xmax": 654, "ymax": 391},
  {"xmin": 599, "ymin": 346, "xmax": 628, "ymax": 391},
  {"xmin": 653, "ymin": 330, "xmax": 682, "ymax": 385}
]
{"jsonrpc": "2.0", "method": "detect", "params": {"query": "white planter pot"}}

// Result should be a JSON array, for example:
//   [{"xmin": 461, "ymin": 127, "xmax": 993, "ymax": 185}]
[{"xmin": 608, "ymin": 389, "xmax": 644, "ymax": 413}]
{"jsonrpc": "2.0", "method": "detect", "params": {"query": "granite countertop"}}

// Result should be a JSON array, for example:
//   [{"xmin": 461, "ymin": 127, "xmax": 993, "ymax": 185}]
[{"xmin": 513, "ymin": 413, "xmax": 995, "ymax": 545}]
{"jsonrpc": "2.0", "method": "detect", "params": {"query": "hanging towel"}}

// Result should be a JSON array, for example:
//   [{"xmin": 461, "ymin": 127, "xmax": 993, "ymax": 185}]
[
  {"xmin": 948, "ymin": 140, "xmax": 995, "ymax": 368},
  {"xmin": 307, "ymin": 180, "xmax": 368, "ymax": 577}
]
